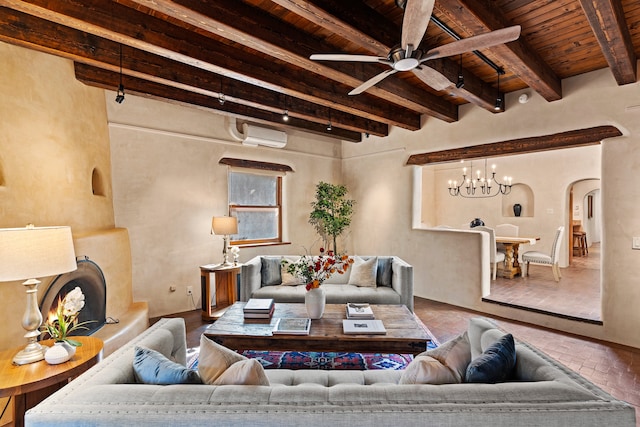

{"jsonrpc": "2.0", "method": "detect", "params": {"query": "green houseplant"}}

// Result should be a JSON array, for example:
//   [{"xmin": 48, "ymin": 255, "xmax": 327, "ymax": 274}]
[{"xmin": 309, "ymin": 181, "xmax": 355, "ymax": 253}]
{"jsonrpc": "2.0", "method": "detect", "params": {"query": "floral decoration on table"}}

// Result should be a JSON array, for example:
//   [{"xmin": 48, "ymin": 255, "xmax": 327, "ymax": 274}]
[
  {"xmin": 282, "ymin": 248, "xmax": 353, "ymax": 291},
  {"xmin": 42, "ymin": 287, "xmax": 93, "ymax": 347},
  {"xmin": 230, "ymin": 246, "xmax": 240, "ymax": 265}
]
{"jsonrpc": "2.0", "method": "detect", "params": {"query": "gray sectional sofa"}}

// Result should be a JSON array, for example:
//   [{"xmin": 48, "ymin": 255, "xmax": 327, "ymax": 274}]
[
  {"xmin": 25, "ymin": 317, "xmax": 635, "ymax": 426},
  {"xmin": 240, "ymin": 255, "xmax": 414, "ymax": 311}
]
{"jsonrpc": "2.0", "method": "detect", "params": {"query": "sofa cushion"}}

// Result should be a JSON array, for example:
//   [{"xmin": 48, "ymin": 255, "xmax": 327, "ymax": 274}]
[
  {"xmin": 466, "ymin": 333, "xmax": 516, "ymax": 383},
  {"xmin": 376, "ymin": 257, "xmax": 392, "ymax": 287},
  {"xmin": 421, "ymin": 331, "xmax": 471, "ymax": 383},
  {"xmin": 261, "ymin": 257, "xmax": 282, "ymax": 286},
  {"xmin": 348, "ymin": 256, "xmax": 377, "ymax": 287},
  {"xmin": 198, "ymin": 335, "xmax": 270, "ymax": 385},
  {"xmin": 399, "ymin": 355, "xmax": 458, "ymax": 384},
  {"xmin": 133, "ymin": 346, "xmax": 201, "ymax": 385},
  {"xmin": 468, "ymin": 317, "xmax": 506, "ymax": 358}
]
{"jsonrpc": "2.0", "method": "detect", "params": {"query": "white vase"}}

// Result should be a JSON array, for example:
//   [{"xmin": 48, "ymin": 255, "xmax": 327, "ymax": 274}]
[
  {"xmin": 44, "ymin": 342, "xmax": 71, "ymax": 365},
  {"xmin": 305, "ymin": 287, "xmax": 326, "ymax": 319},
  {"xmin": 61, "ymin": 341, "xmax": 77, "ymax": 358}
]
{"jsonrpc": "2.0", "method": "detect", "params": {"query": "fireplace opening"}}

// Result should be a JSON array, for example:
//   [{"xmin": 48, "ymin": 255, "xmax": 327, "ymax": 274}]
[{"xmin": 40, "ymin": 257, "xmax": 107, "ymax": 337}]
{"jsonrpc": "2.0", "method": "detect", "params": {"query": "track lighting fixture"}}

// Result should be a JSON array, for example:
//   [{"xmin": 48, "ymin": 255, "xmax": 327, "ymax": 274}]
[
  {"xmin": 494, "ymin": 70, "xmax": 502, "ymax": 111},
  {"xmin": 327, "ymin": 109, "xmax": 332, "ymax": 131},
  {"xmin": 218, "ymin": 93, "xmax": 226, "ymax": 105},
  {"xmin": 282, "ymin": 96, "xmax": 289, "ymax": 121},
  {"xmin": 455, "ymin": 55, "xmax": 464, "ymax": 89},
  {"xmin": 115, "ymin": 44, "xmax": 125, "ymax": 104}
]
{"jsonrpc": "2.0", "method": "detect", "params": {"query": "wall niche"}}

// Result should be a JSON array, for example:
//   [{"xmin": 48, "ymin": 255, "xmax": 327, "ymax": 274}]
[
  {"xmin": 502, "ymin": 183, "xmax": 533, "ymax": 217},
  {"xmin": 92, "ymin": 167, "xmax": 106, "ymax": 196}
]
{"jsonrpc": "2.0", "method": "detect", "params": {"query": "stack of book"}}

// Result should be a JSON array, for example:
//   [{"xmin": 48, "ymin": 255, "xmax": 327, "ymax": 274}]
[
  {"xmin": 243, "ymin": 298, "xmax": 275, "ymax": 319},
  {"xmin": 346, "ymin": 303, "xmax": 375, "ymax": 320}
]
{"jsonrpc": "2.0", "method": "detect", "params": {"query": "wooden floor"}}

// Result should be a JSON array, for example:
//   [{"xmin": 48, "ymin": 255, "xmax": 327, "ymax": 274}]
[
  {"xmin": 485, "ymin": 243, "xmax": 601, "ymax": 322},
  {"xmin": 165, "ymin": 290, "xmax": 640, "ymax": 425}
]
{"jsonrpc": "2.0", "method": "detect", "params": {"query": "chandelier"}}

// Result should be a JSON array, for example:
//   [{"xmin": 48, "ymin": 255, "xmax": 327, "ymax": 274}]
[{"xmin": 448, "ymin": 159, "xmax": 512, "ymax": 198}]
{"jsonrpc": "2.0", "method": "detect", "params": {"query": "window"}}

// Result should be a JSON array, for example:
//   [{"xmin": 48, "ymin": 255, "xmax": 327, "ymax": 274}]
[{"xmin": 228, "ymin": 171, "xmax": 282, "ymax": 245}]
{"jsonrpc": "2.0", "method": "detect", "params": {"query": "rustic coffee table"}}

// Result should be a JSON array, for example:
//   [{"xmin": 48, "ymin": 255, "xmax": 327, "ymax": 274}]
[{"xmin": 204, "ymin": 302, "xmax": 430, "ymax": 355}]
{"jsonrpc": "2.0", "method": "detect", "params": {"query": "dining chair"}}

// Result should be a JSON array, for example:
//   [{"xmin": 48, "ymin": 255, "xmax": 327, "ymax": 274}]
[
  {"xmin": 495, "ymin": 223, "xmax": 519, "ymax": 237},
  {"xmin": 522, "ymin": 226, "xmax": 565, "ymax": 282},
  {"xmin": 474, "ymin": 226, "xmax": 506, "ymax": 280}
]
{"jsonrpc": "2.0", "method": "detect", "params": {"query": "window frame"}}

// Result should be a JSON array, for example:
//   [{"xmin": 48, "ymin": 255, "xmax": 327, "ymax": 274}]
[{"xmin": 228, "ymin": 174, "xmax": 283, "ymax": 246}]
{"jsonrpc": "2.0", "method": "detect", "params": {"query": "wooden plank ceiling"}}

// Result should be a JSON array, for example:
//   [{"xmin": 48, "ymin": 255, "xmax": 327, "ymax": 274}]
[{"xmin": 0, "ymin": 0, "xmax": 638, "ymax": 144}]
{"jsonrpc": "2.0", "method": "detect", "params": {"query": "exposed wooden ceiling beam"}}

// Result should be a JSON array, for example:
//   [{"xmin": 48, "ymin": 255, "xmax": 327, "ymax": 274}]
[
  {"xmin": 75, "ymin": 63, "xmax": 363, "ymax": 142},
  {"xmin": 436, "ymin": 0, "xmax": 563, "ymax": 102},
  {"xmin": 271, "ymin": 0, "xmax": 498, "ymax": 112},
  {"xmin": 405, "ymin": 125, "xmax": 623, "ymax": 165},
  {"xmin": 0, "ymin": 0, "xmax": 426, "ymax": 129},
  {"xmin": 578, "ymin": 0, "xmax": 637, "ymax": 85},
  {"xmin": 117, "ymin": 0, "xmax": 457, "ymax": 122}
]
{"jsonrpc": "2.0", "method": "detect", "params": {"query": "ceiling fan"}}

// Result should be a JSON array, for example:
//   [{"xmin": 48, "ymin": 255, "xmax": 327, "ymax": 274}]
[{"xmin": 310, "ymin": 0, "xmax": 521, "ymax": 95}]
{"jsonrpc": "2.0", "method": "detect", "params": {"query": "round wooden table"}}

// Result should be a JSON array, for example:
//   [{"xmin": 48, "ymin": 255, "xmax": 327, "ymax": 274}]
[{"xmin": 0, "ymin": 336, "xmax": 103, "ymax": 427}]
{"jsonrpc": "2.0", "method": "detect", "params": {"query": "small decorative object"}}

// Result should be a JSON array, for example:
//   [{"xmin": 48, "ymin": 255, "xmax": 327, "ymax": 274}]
[
  {"xmin": 230, "ymin": 246, "xmax": 240, "ymax": 265},
  {"xmin": 41, "ymin": 286, "xmax": 93, "ymax": 363},
  {"xmin": 282, "ymin": 248, "xmax": 353, "ymax": 319},
  {"xmin": 513, "ymin": 203, "xmax": 522, "ymax": 217},
  {"xmin": 44, "ymin": 342, "xmax": 71, "ymax": 364},
  {"xmin": 470, "ymin": 218, "xmax": 485, "ymax": 228}
]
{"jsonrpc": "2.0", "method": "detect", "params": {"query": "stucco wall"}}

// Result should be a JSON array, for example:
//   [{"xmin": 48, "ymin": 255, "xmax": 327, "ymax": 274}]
[
  {"xmin": 343, "ymin": 67, "xmax": 640, "ymax": 349},
  {"xmin": 0, "ymin": 42, "xmax": 115, "ymax": 350},
  {"xmin": 106, "ymin": 94, "xmax": 345, "ymax": 317}
]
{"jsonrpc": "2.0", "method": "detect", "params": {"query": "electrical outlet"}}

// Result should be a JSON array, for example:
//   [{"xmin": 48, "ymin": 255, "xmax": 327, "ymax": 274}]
[
  {"xmin": 186, "ymin": 286, "xmax": 193, "ymax": 296},
  {"xmin": 633, "ymin": 237, "xmax": 640, "ymax": 250}
]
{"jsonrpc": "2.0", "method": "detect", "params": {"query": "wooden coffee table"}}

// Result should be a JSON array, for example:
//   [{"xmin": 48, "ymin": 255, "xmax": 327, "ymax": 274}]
[{"xmin": 204, "ymin": 303, "xmax": 430, "ymax": 355}]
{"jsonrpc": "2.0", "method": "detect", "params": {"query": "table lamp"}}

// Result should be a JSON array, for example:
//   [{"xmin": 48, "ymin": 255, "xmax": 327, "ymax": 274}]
[
  {"xmin": 0, "ymin": 225, "xmax": 77, "ymax": 365},
  {"xmin": 211, "ymin": 216, "xmax": 238, "ymax": 266}
]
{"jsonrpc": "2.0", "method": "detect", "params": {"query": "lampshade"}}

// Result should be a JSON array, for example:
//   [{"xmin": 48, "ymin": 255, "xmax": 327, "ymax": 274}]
[
  {"xmin": 0, "ymin": 225, "xmax": 77, "ymax": 282},
  {"xmin": 211, "ymin": 216, "xmax": 238, "ymax": 236}
]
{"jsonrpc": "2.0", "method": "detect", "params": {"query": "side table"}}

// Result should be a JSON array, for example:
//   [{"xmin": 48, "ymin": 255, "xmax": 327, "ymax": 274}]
[
  {"xmin": 200, "ymin": 264, "xmax": 242, "ymax": 321},
  {"xmin": 0, "ymin": 336, "xmax": 103, "ymax": 427}
]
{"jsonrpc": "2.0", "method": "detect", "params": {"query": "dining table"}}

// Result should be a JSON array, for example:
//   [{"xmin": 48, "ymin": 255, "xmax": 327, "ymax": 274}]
[{"xmin": 495, "ymin": 236, "xmax": 540, "ymax": 279}]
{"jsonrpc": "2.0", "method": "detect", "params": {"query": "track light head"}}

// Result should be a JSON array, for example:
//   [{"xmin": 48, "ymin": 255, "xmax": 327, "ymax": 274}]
[
  {"xmin": 115, "ymin": 84, "xmax": 125, "ymax": 104},
  {"xmin": 282, "ymin": 109, "xmax": 289, "ymax": 122},
  {"xmin": 327, "ymin": 122, "xmax": 332, "ymax": 131},
  {"xmin": 455, "ymin": 73, "xmax": 464, "ymax": 89},
  {"xmin": 494, "ymin": 96, "xmax": 502, "ymax": 111},
  {"xmin": 218, "ymin": 93, "xmax": 226, "ymax": 105}
]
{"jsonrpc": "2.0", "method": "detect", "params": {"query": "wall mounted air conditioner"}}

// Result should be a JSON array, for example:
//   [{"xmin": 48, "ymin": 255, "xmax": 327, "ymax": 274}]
[{"xmin": 241, "ymin": 123, "xmax": 287, "ymax": 148}]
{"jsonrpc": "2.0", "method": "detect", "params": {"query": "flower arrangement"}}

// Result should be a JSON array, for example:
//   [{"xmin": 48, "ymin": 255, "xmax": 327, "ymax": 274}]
[
  {"xmin": 42, "ymin": 287, "xmax": 93, "ymax": 347},
  {"xmin": 282, "ymin": 248, "xmax": 353, "ymax": 291}
]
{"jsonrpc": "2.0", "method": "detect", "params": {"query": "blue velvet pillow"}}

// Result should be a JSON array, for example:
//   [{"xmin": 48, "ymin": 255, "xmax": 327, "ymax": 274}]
[
  {"xmin": 261, "ymin": 257, "xmax": 282, "ymax": 286},
  {"xmin": 133, "ymin": 346, "xmax": 201, "ymax": 385},
  {"xmin": 465, "ymin": 333, "xmax": 516, "ymax": 383},
  {"xmin": 376, "ymin": 257, "xmax": 392, "ymax": 287}
]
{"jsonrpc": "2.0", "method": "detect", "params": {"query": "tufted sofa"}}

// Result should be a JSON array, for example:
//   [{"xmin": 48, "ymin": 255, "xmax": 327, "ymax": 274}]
[
  {"xmin": 25, "ymin": 317, "xmax": 635, "ymax": 427},
  {"xmin": 240, "ymin": 255, "xmax": 414, "ymax": 312}
]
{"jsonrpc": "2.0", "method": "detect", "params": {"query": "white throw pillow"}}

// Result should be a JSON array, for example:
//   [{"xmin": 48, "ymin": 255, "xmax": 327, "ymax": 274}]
[
  {"xmin": 467, "ymin": 317, "xmax": 505, "ymax": 359},
  {"xmin": 348, "ymin": 256, "xmax": 378, "ymax": 287},
  {"xmin": 399, "ymin": 355, "xmax": 458, "ymax": 384},
  {"xmin": 421, "ymin": 331, "xmax": 472, "ymax": 383},
  {"xmin": 280, "ymin": 256, "xmax": 302, "ymax": 286},
  {"xmin": 198, "ymin": 335, "xmax": 269, "ymax": 385}
]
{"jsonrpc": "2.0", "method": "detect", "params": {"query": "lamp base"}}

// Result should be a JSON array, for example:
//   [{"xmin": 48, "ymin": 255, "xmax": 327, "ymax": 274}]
[{"xmin": 13, "ymin": 341, "xmax": 46, "ymax": 365}]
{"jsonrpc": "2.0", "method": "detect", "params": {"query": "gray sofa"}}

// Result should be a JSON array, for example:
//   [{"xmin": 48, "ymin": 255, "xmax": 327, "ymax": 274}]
[
  {"xmin": 25, "ymin": 317, "xmax": 635, "ymax": 426},
  {"xmin": 240, "ymin": 255, "xmax": 414, "ymax": 312}
]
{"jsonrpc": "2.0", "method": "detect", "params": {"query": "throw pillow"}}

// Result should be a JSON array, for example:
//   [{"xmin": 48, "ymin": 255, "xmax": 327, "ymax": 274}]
[
  {"xmin": 422, "ymin": 331, "xmax": 471, "ymax": 382},
  {"xmin": 198, "ymin": 335, "xmax": 269, "ymax": 386},
  {"xmin": 280, "ymin": 256, "xmax": 302, "ymax": 286},
  {"xmin": 376, "ymin": 257, "xmax": 392, "ymax": 287},
  {"xmin": 261, "ymin": 257, "xmax": 282, "ymax": 286},
  {"xmin": 213, "ymin": 359, "xmax": 270, "ymax": 386},
  {"xmin": 133, "ymin": 346, "xmax": 201, "ymax": 385},
  {"xmin": 348, "ymin": 256, "xmax": 378, "ymax": 287},
  {"xmin": 399, "ymin": 355, "xmax": 458, "ymax": 384},
  {"xmin": 465, "ymin": 333, "xmax": 516, "ymax": 383}
]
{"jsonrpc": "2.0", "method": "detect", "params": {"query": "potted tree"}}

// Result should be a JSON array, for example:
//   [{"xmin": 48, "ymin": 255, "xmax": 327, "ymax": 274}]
[{"xmin": 309, "ymin": 181, "xmax": 355, "ymax": 253}]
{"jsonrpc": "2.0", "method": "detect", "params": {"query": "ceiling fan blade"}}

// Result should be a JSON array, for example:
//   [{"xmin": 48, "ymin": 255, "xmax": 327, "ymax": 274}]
[
  {"xmin": 401, "ymin": 0, "xmax": 435, "ymax": 50},
  {"xmin": 423, "ymin": 25, "xmax": 522, "ymax": 61},
  {"xmin": 411, "ymin": 66, "xmax": 453, "ymax": 91},
  {"xmin": 349, "ymin": 69, "xmax": 399, "ymax": 95},
  {"xmin": 310, "ymin": 54, "xmax": 386, "ymax": 63}
]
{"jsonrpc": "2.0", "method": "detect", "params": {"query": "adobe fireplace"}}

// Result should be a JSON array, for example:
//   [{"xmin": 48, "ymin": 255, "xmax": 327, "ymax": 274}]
[{"xmin": 39, "ymin": 257, "xmax": 107, "ymax": 337}]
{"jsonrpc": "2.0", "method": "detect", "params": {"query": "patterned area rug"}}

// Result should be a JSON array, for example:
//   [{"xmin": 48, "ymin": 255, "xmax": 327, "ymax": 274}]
[{"xmin": 187, "ymin": 315, "xmax": 438, "ymax": 371}]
